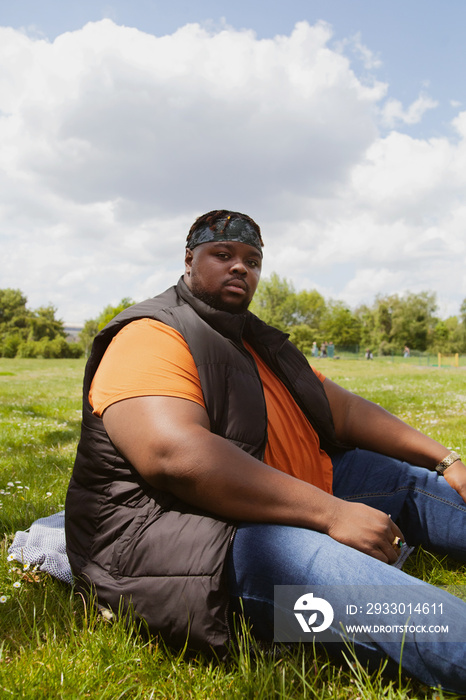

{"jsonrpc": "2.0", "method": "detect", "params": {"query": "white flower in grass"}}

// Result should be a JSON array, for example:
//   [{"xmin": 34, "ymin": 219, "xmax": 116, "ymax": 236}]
[
  {"xmin": 7, "ymin": 482, "xmax": 14, "ymax": 488},
  {"xmin": 45, "ymin": 492, "xmax": 52, "ymax": 497},
  {"xmin": 13, "ymin": 581, "xmax": 21, "ymax": 589},
  {"xmin": 7, "ymin": 553, "xmax": 15, "ymax": 561},
  {"xmin": 23, "ymin": 563, "xmax": 30, "ymax": 571},
  {"xmin": 0, "ymin": 596, "xmax": 7, "ymax": 603},
  {"xmin": 100, "ymin": 608, "xmax": 114, "ymax": 622}
]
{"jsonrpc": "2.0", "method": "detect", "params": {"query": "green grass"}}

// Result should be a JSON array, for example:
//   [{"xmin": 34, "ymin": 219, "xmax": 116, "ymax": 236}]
[
  {"xmin": 314, "ymin": 357, "xmax": 466, "ymax": 453},
  {"xmin": 1, "ymin": 357, "xmax": 465, "ymax": 698}
]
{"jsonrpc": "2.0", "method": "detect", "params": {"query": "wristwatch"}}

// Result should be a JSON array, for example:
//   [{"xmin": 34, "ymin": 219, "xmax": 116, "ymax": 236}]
[{"xmin": 435, "ymin": 451, "xmax": 462, "ymax": 475}]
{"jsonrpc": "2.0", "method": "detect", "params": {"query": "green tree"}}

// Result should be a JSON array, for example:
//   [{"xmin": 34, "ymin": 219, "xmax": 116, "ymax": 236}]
[
  {"xmin": 0, "ymin": 288, "xmax": 82, "ymax": 358},
  {"xmin": 79, "ymin": 297, "xmax": 135, "ymax": 356},
  {"xmin": 29, "ymin": 305, "xmax": 66, "ymax": 342},
  {"xmin": 250, "ymin": 273, "xmax": 327, "ymax": 336},
  {"xmin": 0, "ymin": 288, "xmax": 31, "ymax": 343},
  {"xmin": 391, "ymin": 291, "xmax": 437, "ymax": 351},
  {"xmin": 0, "ymin": 288, "xmax": 29, "ymax": 323},
  {"xmin": 79, "ymin": 319, "xmax": 100, "ymax": 358},
  {"xmin": 430, "ymin": 316, "xmax": 466, "ymax": 353},
  {"xmin": 458, "ymin": 298, "xmax": 466, "ymax": 352},
  {"xmin": 249, "ymin": 273, "xmax": 297, "ymax": 332},
  {"xmin": 294, "ymin": 289, "xmax": 326, "ymax": 328},
  {"xmin": 321, "ymin": 301, "xmax": 362, "ymax": 348},
  {"xmin": 355, "ymin": 303, "xmax": 377, "ymax": 353},
  {"xmin": 97, "ymin": 297, "xmax": 135, "ymax": 331},
  {"xmin": 460, "ymin": 298, "xmax": 466, "ymax": 325},
  {"xmin": 288, "ymin": 324, "xmax": 315, "ymax": 355},
  {"xmin": 355, "ymin": 292, "xmax": 439, "ymax": 355}
]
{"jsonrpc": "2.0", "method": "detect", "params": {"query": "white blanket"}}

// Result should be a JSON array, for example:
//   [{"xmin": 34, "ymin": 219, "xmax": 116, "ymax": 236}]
[{"xmin": 8, "ymin": 510, "xmax": 73, "ymax": 584}]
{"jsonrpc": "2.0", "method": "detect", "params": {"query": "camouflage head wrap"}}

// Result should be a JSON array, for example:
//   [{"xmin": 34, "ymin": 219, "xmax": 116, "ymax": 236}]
[{"xmin": 186, "ymin": 215, "xmax": 263, "ymax": 253}]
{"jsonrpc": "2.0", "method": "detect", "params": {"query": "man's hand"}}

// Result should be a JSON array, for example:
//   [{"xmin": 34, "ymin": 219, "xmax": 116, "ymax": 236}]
[
  {"xmin": 326, "ymin": 500, "xmax": 405, "ymax": 564},
  {"xmin": 443, "ymin": 461, "xmax": 466, "ymax": 503}
]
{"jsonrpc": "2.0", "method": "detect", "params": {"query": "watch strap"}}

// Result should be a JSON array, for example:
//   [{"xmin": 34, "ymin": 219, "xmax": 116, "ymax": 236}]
[{"xmin": 435, "ymin": 451, "xmax": 461, "ymax": 475}]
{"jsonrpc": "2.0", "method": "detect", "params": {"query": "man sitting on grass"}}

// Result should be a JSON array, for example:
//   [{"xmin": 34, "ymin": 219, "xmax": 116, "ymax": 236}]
[{"xmin": 66, "ymin": 209, "xmax": 466, "ymax": 694}]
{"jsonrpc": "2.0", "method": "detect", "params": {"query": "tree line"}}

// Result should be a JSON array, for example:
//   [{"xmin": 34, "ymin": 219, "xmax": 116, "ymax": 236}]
[
  {"xmin": 0, "ymin": 289, "xmax": 134, "ymax": 359},
  {"xmin": 249, "ymin": 273, "xmax": 466, "ymax": 356},
  {"xmin": 1, "ymin": 280, "xmax": 466, "ymax": 359},
  {"xmin": 0, "ymin": 289, "xmax": 83, "ymax": 359}
]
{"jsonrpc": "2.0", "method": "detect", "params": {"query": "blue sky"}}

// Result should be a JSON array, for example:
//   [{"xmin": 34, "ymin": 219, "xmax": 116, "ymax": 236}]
[{"xmin": 1, "ymin": 1, "xmax": 465, "ymax": 323}]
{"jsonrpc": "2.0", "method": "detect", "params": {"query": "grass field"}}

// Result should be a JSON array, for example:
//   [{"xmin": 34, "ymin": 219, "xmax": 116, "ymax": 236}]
[{"xmin": 0, "ymin": 357, "xmax": 465, "ymax": 698}]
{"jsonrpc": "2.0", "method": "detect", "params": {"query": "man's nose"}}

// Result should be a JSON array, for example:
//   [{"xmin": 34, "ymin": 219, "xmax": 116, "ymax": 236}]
[{"xmin": 230, "ymin": 258, "xmax": 247, "ymax": 274}]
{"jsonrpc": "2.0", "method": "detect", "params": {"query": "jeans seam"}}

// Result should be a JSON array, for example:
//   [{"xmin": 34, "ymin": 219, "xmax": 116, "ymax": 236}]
[{"xmin": 342, "ymin": 486, "xmax": 466, "ymax": 511}]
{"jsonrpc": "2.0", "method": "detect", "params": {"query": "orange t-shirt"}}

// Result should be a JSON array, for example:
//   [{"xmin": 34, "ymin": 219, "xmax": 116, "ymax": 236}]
[{"xmin": 90, "ymin": 318, "xmax": 333, "ymax": 493}]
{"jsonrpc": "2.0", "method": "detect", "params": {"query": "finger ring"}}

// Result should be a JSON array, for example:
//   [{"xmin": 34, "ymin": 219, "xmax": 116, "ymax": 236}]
[{"xmin": 392, "ymin": 536, "xmax": 403, "ymax": 550}]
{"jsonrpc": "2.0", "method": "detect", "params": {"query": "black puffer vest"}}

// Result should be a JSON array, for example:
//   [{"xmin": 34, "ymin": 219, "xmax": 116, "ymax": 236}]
[{"xmin": 65, "ymin": 278, "xmax": 341, "ymax": 655}]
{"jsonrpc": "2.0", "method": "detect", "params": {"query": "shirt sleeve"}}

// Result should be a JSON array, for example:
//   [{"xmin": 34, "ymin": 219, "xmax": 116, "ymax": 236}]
[
  {"xmin": 310, "ymin": 366, "xmax": 326, "ymax": 383},
  {"xmin": 89, "ymin": 318, "xmax": 206, "ymax": 416}
]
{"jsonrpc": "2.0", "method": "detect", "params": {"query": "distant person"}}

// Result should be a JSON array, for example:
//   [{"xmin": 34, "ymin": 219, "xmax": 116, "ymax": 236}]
[
  {"xmin": 311, "ymin": 341, "xmax": 318, "ymax": 358},
  {"xmin": 66, "ymin": 209, "xmax": 466, "ymax": 694},
  {"xmin": 320, "ymin": 341, "xmax": 327, "ymax": 358},
  {"xmin": 404, "ymin": 345, "xmax": 410, "ymax": 358},
  {"xmin": 327, "ymin": 341, "xmax": 335, "ymax": 359},
  {"xmin": 365, "ymin": 348, "xmax": 373, "ymax": 360}
]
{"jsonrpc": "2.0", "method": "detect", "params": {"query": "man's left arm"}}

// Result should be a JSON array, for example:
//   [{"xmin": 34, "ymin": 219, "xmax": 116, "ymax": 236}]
[{"xmin": 323, "ymin": 378, "xmax": 466, "ymax": 502}]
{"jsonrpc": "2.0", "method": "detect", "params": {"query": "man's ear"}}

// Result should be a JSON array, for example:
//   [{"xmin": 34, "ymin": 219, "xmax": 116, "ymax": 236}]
[{"xmin": 184, "ymin": 248, "xmax": 193, "ymax": 277}]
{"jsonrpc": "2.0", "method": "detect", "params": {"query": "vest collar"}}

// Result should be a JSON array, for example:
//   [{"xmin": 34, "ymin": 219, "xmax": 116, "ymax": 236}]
[
  {"xmin": 176, "ymin": 277, "xmax": 248, "ymax": 342},
  {"xmin": 175, "ymin": 276, "xmax": 289, "ymax": 353}
]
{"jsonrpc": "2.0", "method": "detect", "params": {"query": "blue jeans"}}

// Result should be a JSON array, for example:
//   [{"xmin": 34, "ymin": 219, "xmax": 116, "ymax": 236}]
[{"xmin": 226, "ymin": 449, "xmax": 466, "ymax": 693}]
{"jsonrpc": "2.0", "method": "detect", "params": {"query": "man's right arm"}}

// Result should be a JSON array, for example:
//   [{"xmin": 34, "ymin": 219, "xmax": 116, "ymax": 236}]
[{"xmin": 102, "ymin": 395, "xmax": 403, "ymax": 564}]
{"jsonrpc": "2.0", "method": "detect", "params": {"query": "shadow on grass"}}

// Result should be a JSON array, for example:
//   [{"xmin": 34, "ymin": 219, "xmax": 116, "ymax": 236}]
[
  {"xmin": 2, "ymin": 433, "xmax": 79, "ymax": 454},
  {"xmin": 42, "ymin": 427, "xmax": 81, "ymax": 446}
]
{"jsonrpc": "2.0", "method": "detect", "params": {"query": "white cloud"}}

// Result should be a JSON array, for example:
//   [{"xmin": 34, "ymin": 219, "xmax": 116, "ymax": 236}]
[
  {"xmin": 334, "ymin": 32, "xmax": 382, "ymax": 71},
  {"xmin": 342, "ymin": 267, "xmax": 404, "ymax": 307},
  {"xmin": 381, "ymin": 93, "xmax": 439, "ymax": 127},
  {"xmin": 0, "ymin": 19, "xmax": 465, "ymax": 324},
  {"xmin": 3, "ymin": 19, "xmax": 383, "ymax": 214}
]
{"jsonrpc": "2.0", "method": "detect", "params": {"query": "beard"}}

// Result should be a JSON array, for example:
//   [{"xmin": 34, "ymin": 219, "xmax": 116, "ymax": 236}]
[{"xmin": 190, "ymin": 281, "xmax": 251, "ymax": 314}]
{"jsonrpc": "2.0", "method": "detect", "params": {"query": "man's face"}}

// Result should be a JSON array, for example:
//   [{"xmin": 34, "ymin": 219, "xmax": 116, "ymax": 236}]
[{"xmin": 184, "ymin": 240, "xmax": 262, "ymax": 313}]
